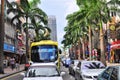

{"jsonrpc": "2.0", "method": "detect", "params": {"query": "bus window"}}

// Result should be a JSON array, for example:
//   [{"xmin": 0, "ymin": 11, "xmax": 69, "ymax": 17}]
[{"xmin": 31, "ymin": 45, "xmax": 58, "ymax": 62}]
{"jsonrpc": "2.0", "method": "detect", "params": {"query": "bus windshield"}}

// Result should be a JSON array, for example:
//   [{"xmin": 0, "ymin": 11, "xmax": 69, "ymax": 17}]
[{"xmin": 31, "ymin": 45, "xmax": 58, "ymax": 62}]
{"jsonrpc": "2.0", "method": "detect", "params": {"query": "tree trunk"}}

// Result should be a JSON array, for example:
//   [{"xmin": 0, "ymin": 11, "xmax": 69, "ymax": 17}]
[
  {"xmin": 80, "ymin": 38, "xmax": 85, "ymax": 60},
  {"xmin": 0, "ymin": 0, "xmax": 5, "ymax": 74},
  {"xmin": 100, "ymin": 22, "xmax": 106, "ymax": 66},
  {"xmin": 25, "ymin": 15, "xmax": 29, "ymax": 63},
  {"xmin": 89, "ymin": 26, "xmax": 92, "ymax": 60},
  {"xmin": 25, "ymin": 28, "xmax": 29, "ymax": 63},
  {"xmin": 82, "ymin": 41, "xmax": 85, "ymax": 59},
  {"xmin": 78, "ymin": 39, "xmax": 81, "ymax": 60}
]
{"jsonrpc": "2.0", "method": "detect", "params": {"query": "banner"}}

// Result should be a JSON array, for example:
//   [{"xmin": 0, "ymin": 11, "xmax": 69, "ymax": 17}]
[{"xmin": 111, "ymin": 40, "xmax": 120, "ymax": 50}]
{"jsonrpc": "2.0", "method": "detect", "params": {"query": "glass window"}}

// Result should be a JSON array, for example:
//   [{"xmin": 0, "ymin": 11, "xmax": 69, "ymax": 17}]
[
  {"xmin": 110, "ymin": 67, "xmax": 118, "ymax": 80},
  {"xmin": 31, "ymin": 45, "xmax": 58, "ymax": 62},
  {"xmin": 81, "ymin": 61, "xmax": 105, "ymax": 70},
  {"xmin": 26, "ymin": 66, "xmax": 60, "ymax": 77},
  {"xmin": 77, "ymin": 62, "xmax": 81, "ymax": 68},
  {"xmin": 101, "ymin": 67, "xmax": 113, "ymax": 79}
]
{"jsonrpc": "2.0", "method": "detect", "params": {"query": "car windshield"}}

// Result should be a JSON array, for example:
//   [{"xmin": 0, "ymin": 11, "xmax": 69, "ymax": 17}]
[
  {"xmin": 81, "ymin": 61, "xmax": 105, "ymax": 70},
  {"xmin": 31, "ymin": 45, "xmax": 58, "ymax": 62},
  {"xmin": 26, "ymin": 66, "xmax": 60, "ymax": 77}
]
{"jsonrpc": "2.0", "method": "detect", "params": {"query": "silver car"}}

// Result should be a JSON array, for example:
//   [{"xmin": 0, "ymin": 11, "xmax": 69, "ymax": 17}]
[
  {"xmin": 75, "ymin": 60, "xmax": 105, "ymax": 80},
  {"xmin": 21, "ymin": 63, "xmax": 65, "ymax": 80}
]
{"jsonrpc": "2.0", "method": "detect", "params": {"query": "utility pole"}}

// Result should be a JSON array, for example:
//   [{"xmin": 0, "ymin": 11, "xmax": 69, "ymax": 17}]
[{"xmin": 0, "ymin": 0, "xmax": 5, "ymax": 74}]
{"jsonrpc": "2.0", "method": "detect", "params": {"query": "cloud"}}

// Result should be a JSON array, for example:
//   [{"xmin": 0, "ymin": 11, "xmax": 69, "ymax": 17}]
[
  {"xmin": 57, "ymin": 0, "xmax": 79, "ymax": 47},
  {"xmin": 63, "ymin": 0, "xmax": 79, "ymax": 25},
  {"xmin": 39, "ymin": 0, "xmax": 79, "ymax": 47},
  {"xmin": 65, "ymin": 0, "xmax": 79, "ymax": 16}
]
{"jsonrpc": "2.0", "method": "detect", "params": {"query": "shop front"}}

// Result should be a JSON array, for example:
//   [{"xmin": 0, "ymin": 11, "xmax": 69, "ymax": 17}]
[
  {"xmin": 110, "ymin": 40, "xmax": 120, "ymax": 63},
  {"xmin": 4, "ymin": 43, "xmax": 17, "ymax": 66},
  {"xmin": 4, "ymin": 43, "xmax": 16, "ymax": 57}
]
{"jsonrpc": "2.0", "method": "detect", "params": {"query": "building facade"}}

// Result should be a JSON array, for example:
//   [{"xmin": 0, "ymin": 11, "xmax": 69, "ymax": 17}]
[
  {"xmin": 48, "ymin": 15, "xmax": 57, "ymax": 41},
  {"xmin": 3, "ymin": 1, "xmax": 26, "ymax": 64}
]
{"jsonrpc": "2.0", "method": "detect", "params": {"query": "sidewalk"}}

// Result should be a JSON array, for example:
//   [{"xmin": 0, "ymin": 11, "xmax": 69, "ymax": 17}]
[
  {"xmin": 0, "ymin": 64, "xmax": 25, "ymax": 79},
  {"xmin": 107, "ymin": 62, "xmax": 120, "ymax": 66}
]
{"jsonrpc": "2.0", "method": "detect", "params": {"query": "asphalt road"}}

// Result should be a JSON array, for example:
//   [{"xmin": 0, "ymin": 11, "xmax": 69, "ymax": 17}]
[
  {"xmin": 1, "ymin": 64, "xmax": 75, "ymax": 80},
  {"xmin": 1, "ymin": 72, "xmax": 24, "ymax": 80},
  {"xmin": 61, "ymin": 64, "xmax": 75, "ymax": 80}
]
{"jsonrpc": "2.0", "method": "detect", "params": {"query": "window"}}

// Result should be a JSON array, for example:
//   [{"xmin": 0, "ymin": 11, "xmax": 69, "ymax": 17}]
[
  {"xmin": 31, "ymin": 45, "xmax": 58, "ymax": 62},
  {"xmin": 110, "ymin": 67, "xmax": 118, "ymax": 80},
  {"xmin": 26, "ymin": 66, "xmax": 60, "ymax": 77},
  {"xmin": 101, "ymin": 67, "xmax": 113, "ymax": 79},
  {"xmin": 77, "ymin": 62, "xmax": 81, "ymax": 68},
  {"xmin": 82, "ymin": 61, "xmax": 105, "ymax": 70}
]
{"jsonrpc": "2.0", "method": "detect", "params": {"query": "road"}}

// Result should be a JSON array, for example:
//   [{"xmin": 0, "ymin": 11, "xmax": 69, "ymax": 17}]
[
  {"xmin": 1, "ymin": 72, "xmax": 24, "ymax": 80},
  {"xmin": 1, "ymin": 65, "xmax": 75, "ymax": 80},
  {"xmin": 61, "ymin": 64, "xmax": 75, "ymax": 80}
]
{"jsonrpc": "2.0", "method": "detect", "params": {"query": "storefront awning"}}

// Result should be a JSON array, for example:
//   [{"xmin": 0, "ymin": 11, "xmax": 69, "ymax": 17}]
[{"xmin": 111, "ymin": 40, "xmax": 120, "ymax": 50}]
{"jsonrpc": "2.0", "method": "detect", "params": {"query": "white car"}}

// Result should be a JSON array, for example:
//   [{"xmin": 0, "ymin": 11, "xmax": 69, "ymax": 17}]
[
  {"xmin": 75, "ymin": 60, "xmax": 106, "ymax": 80},
  {"xmin": 21, "ymin": 63, "xmax": 65, "ymax": 80}
]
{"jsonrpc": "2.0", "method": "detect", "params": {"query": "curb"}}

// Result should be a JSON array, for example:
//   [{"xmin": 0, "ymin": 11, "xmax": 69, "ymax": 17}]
[{"xmin": 0, "ymin": 69, "xmax": 24, "ymax": 79}]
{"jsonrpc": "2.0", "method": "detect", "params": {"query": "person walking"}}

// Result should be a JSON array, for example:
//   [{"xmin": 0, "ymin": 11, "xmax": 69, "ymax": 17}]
[
  {"xmin": 10, "ymin": 57, "xmax": 15, "ymax": 70},
  {"xmin": 3, "ymin": 59, "xmax": 8, "ymax": 68},
  {"xmin": 15, "ymin": 59, "xmax": 20, "ymax": 71}
]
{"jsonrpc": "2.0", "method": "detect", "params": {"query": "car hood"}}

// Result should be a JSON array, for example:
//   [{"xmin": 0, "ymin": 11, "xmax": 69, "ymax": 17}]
[
  {"xmin": 82, "ymin": 69, "xmax": 105, "ymax": 76},
  {"xmin": 23, "ymin": 77, "xmax": 63, "ymax": 80}
]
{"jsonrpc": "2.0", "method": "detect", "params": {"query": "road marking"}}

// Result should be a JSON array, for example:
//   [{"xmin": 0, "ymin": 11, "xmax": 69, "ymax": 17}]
[{"xmin": 1, "ymin": 71, "xmax": 25, "ymax": 80}]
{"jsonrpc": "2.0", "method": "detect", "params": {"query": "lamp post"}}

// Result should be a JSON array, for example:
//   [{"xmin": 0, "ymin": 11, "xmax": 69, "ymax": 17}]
[{"xmin": 0, "ymin": 0, "xmax": 5, "ymax": 74}]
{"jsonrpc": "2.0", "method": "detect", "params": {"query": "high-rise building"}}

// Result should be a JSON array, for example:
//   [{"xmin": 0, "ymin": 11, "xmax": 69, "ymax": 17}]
[{"xmin": 48, "ymin": 15, "xmax": 57, "ymax": 41}]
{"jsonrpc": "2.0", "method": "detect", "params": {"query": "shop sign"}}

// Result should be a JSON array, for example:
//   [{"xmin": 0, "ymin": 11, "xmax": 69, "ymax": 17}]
[
  {"xmin": 111, "ymin": 40, "xmax": 120, "ymax": 50},
  {"xmin": 4, "ymin": 43, "xmax": 15, "ymax": 53}
]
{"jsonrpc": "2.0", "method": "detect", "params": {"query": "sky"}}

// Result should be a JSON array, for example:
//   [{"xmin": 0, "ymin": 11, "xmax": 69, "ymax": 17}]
[
  {"xmin": 39, "ymin": 0, "xmax": 79, "ymax": 47},
  {"xmin": 8, "ymin": 0, "xmax": 79, "ymax": 47}
]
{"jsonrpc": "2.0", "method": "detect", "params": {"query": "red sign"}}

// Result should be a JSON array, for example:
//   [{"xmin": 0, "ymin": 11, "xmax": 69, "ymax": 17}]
[{"xmin": 111, "ymin": 40, "xmax": 120, "ymax": 50}]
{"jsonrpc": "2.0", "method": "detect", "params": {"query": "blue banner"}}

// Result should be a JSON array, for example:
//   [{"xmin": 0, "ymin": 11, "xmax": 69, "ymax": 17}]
[{"xmin": 4, "ymin": 43, "xmax": 16, "ymax": 53}]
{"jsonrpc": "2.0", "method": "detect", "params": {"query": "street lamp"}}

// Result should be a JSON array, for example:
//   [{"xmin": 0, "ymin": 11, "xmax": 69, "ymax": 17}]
[{"xmin": 0, "ymin": 0, "xmax": 5, "ymax": 74}]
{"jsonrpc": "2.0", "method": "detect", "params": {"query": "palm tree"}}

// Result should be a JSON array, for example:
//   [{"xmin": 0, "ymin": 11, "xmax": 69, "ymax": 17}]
[
  {"xmin": 65, "ymin": 3, "xmax": 93, "ymax": 60},
  {"xmin": 7, "ymin": 0, "xmax": 48, "ymax": 61},
  {"xmin": 26, "ymin": 21, "xmax": 51, "ymax": 41},
  {"xmin": 62, "ymin": 10, "xmax": 89, "ymax": 59},
  {"xmin": 0, "ymin": 0, "xmax": 5, "ymax": 74},
  {"xmin": 63, "ymin": 0, "xmax": 112, "ymax": 65},
  {"xmin": 75, "ymin": 0, "xmax": 108, "ymax": 62},
  {"xmin": 89, "ymin": 0, "xmax": 110, "ymax": 65}
]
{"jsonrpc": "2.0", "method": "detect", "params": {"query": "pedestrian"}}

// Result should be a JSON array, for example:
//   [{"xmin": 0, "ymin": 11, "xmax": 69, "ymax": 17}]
[
  {"xmin": 10, "ymin": 57, "xmax": 15, "ymax": 70},
  {"xmin": 110, "ymin": 50, "xmax": 114, "ymax": 63},
  {"xmin": 15, "ymin": 59, "xmax": 20, "ymax": 71},
  {"xmin": 3, "ymin": 59, "xmax": 8, "ymax": 68}
]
